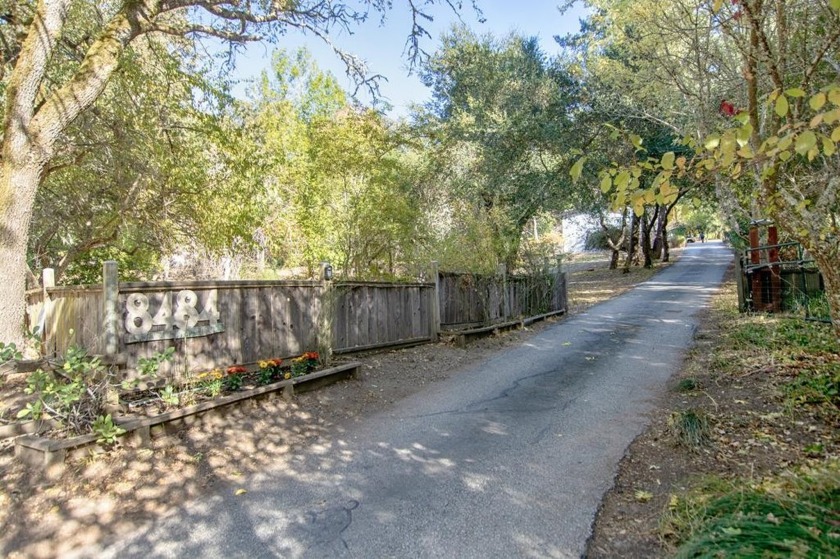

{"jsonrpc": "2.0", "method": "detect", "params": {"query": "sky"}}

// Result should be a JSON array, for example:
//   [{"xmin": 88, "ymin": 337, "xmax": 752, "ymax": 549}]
[{"xmin": 229, "ymin": 1, "xmax": 590, "ymax": 117}]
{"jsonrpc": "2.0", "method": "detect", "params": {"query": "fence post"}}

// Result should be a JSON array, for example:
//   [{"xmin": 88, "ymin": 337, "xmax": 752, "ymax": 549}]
[
  {"xmin": 318, "ymin": 262, "xmax": 334, "ymax": 365},
  {"xmin": 102, "ymin": 261, "xmax": 120, "ymax": 358},
  {"xmin": 498, "ymin": 263, "xmax": 509, "ymax": 321},
  {"xmin": 42, "ymin": 268, "xmax": 55, "ymax": 356},
  {"xmin": 430, "ymin": 261, "xmax": 441, "ymax": 341}
]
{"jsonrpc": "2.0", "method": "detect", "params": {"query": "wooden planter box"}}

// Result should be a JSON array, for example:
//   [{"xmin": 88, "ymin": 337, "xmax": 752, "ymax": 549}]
[{"xmin": 15, "ymin": 362, "xmax": 360, "ymax": 478}]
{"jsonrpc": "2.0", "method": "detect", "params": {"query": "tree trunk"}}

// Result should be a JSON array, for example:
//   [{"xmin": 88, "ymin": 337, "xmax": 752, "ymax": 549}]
[
  {"xmin": 609, "ymin": 249, "xmax": 620, "ymax": 269},
  {"xmin": 0, "ymin": 162, "xmax": 42, "ymax": 347},
  {"xmin": 812, "ymin": 252, "xmax": 840, "ymax": 341},
  {"xmin": 641, "ymin": 211, "xmax": 653, "ymax": 269},
  {"xmin": 641, "ymin": 206, "xmax": 660, "ymax": 269},
  {"xmin": 599, "ymin": 209, "xmax": 626, "ymax": 271},
  {"xmin": 0, "ymin": 0, "xmax": 144, "ymax": 346},
  {"xmin": 623, "ymin": 213, "xmax": 638, "ymax": 274}
]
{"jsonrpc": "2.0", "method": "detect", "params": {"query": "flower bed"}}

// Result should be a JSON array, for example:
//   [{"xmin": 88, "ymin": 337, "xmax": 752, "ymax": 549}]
[
  {"xmin": 15, "ymin": 360, "xmax": 361, "ymax": 477},
  {"xmin": 119, "ymin": 353, "xmax": 322, "ymax": 416}
]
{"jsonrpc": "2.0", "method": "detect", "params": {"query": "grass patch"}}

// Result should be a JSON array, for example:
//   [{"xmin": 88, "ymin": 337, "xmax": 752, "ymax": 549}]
[
  {"xmin": 668, "ymin": 409, "xmax": 711, "ymax": 450},
  {"xmin": 663, "ymin": 463, "xmax": 840, "ymax": 559},
  {"xmin": 676, "ymin": 377, "xmax": 700, "ymax": 393}
]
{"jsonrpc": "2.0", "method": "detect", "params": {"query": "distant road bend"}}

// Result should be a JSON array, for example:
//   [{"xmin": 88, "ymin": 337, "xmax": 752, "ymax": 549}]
[{"xmin": 85, "ymin": 241, "xmax": 733, "ymax": 559}]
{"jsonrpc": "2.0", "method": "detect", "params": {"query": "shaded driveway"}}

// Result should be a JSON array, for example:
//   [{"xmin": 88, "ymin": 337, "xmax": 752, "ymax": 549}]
[{"xmin": 82, "ymin": 242, "xmax": 732, "ymax": 559}]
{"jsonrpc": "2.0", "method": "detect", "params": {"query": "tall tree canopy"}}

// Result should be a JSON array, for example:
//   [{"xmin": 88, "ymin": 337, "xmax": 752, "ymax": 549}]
[
  {"xmin": 569, "ymin": 0, "xmax": 840, "ymax": 336},
  {"xmin": 0, "ymin": 0, "xmax": 475, "ymax": 345},
  {"xmin": 417, "ymin": 27, "xmax": 585, "ymax": 270}
]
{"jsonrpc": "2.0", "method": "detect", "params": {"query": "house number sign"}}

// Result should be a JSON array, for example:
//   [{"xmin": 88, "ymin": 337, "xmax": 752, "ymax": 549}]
[{"xmin": 124, "ymin": 289, "xmax": 224, "ymax": 343}]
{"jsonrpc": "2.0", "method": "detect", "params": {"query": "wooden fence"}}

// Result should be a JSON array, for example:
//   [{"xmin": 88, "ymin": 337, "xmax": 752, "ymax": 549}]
[
  {"xmin": 438, "ymin": 270, "xmax": 567, "ymax": 330},
  {"xmin": 25, "ymin": 262, "xmax": 566, "ymax": 379}
]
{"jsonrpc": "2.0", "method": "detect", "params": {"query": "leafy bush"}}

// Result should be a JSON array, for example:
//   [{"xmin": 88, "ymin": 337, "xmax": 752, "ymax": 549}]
[
  {"xmin": 20, "ymin": 344, "xmax": 173, "ymax": 442},
  {"xmin": 584, "ymin": 225, "xmax": 624, "ymax": 251}
]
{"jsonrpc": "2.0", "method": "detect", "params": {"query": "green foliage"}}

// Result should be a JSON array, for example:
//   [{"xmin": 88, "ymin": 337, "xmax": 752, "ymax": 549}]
[
  {"xmin": 26, "ymin": 37, "xmax": 249, "ymax": 283},
  {"xmin": 0, "ymin": 342, "xmax": 22, "ymax": 370},
  {"xmin": 200, "ymin": 378, "xmax": 223, "ymax": 398},
  {"xmin": 223, "ymin": 373, "xmax": 243, "ymax": 392},
  {"xmin": 290, "ymin": 352, "xmax": 320, "ymax": 377},
  {"xmin": 91, "ymin": 414, "xmax": 126, "ymax": 446},
  {"xmin": 676, "ymin": 378, "xmax": 699, "ymax": 393},
  {"xmin": 122, "ymin": 346, "xmax": 175, "ymax": 390},
  {"xmin": 159, "ymin": 385, "xmax": 180, "ymax": 407},
  {"xmin": 665, "ymin": 463, "xmax": 840, "ymax": 559},
  {"xmin": 19, "ymin": 345, "xmax": 112, "ymax": 435},
  {"xmin": 418, "ymin": 28, "xmax": 583, "ymax": 268}
]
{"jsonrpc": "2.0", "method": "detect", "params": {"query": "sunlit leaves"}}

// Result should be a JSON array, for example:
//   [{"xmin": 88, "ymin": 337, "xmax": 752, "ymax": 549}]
[
  {"xmin": 775, "ymin": 94, "xmax": 789, "ymax": 118},
  {"xmin": 570, "ymin": 158, "xmax": 586, "ymax": 182},
  {"xmin": 794, "ymin": 131, "xmax": 817, "ymax": 156},
  {"xmin": 661, "ymin": 151, "xmax": 675, "ymax": 170},
  {"xmin": 600, "ymin": 174, "xmax": 613, "ymax": 193},
  {"xmin": 811, "ymin": 92, "xmax": 827, "ymax": 111}
]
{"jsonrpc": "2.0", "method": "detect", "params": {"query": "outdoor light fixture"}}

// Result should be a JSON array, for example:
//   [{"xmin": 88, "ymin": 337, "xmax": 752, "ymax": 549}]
[{"xmin": 322, "ymin": 263, "xmax": 333, "ymax": 281}]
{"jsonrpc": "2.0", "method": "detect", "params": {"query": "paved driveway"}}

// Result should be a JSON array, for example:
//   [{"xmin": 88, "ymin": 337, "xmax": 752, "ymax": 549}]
[{"xmin": 81, "ymin": 242, "xmax": 732, "ymax": 559}]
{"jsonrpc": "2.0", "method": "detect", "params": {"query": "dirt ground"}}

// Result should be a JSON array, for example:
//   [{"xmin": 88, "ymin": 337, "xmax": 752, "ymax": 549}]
[
  {"xmin": 585, "ymin": 268, "xmax": 840, "ymax": 558},
  {"xmin": 0, "ymin": 252, "xmax": 672, "ymax": 558}
]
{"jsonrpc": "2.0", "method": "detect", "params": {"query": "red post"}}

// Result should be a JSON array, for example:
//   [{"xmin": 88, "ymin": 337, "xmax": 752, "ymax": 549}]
[
  {"xmin": 749, "ymin": 226, "xmax": 763, "ymax": 310},
  {"xmin": 767, "ymin": 226, "xmax": 782, "ymax": 312}
]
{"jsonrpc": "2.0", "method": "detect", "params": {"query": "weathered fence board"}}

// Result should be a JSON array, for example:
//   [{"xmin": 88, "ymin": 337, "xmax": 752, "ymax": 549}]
[
  {"xmin": 25, "ymin": 263, "xmax": 566, "ymax": 379},
  {"xmin": 439, "ymin": 270, "xmax": 566, "ymax": 331},
  {"xmin": 331, "ymin": 283, "xmax": 434, "ymax": 352}
]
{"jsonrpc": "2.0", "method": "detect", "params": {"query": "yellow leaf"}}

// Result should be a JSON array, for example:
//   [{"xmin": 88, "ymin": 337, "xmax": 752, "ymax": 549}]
[
  {"xmin": 795, "ymin": 131, "xmax": 817, "ymax": 155},
  {"xmin": 737, "ymin": 146, "xmax": 754, "ymax": 159},
  {"xmin": 832, "ymin": 0, "xmax": 840, "ymax": 11},
  {"xmin": 808, "ymin": 146, "xmax": 819, "ymax": 161},
  {"xmin": 823, "ymin": 136, "xmax": 836, "ymax": 157},
  {"xmin": 810, "ymin": 114, "xmax": 824, "ymax": 128},
  {"xmin": 778, "ymin": 134, "xmax": 793, "ymax": 150},
  {"xmin": 736, "ymin": 123, "xmax": 753, "ymax": 147},
  {"xmin": 779, "ymin": 150, "xmax": 791, "ymax": 161},
  {"xmin": 832, "ymin": 127, "xmax": 840, "ymax": 142},
  {"xmin": 630, "ymin": 134, "xmax": 643, "ymax": 150},
  {"xmin": 775, "ymin": 95, "xmax": 789, "ymax": 118},
  {"xmin": 810, "ymin": 92, "xmax": 827, "ymax": 111},
  {"xmin": 676, "ymin": 156, "xmax": 686, "ymax": 169},
  {"xmin": 615, "ymin": 170, "xmax": 630, "ymax": 190},
  {"xmin": 633, "ymin": 199, "xmax": 645, "ymax": 217},
  {"xmin": 704, "ymin": 134, "xmax": 720, "ymax": 150},
  {"xmin": 825, "ymin": 108, "xmax": 840, "ymax": 124},
  {"xmin": 570, "ymin": 157, "xmax": 585, "ymax": 182},
  {"xmin": 644, "ymin": 190, "xmax": 656, "ymax": 204},
  {"xmin": 785, "ymin": 87, "xmax": 806, "ymax": 98},
  {"xmin": 661, "ymin": 151, "xmax": 675, "ymax": 170},
  {"xmin": 599, "ymin": 174, "xmax": 612, "ymax": 193},
  {"xmin": 235, "ymin": 489, "xmax": 247, "ymax": 496},
  {"xmin": 830, "ymin": 87, "xmax": 840, "ymax": 106}
]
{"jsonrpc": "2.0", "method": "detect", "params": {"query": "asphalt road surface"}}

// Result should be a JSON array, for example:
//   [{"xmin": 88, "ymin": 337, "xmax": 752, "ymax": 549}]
[{"xmin": 81, "ymin": 241, "xmax": 732, "ymax": 559}]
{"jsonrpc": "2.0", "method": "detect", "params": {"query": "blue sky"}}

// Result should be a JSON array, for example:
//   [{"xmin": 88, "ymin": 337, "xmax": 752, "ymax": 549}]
[{"xmin": 230, "ymin": 1, "xmax": 589, "ymax": 116}]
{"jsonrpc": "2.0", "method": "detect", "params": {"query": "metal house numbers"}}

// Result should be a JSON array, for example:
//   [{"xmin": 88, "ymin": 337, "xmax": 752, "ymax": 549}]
[{"xmin": 124, "ymin": 289, "xmax": 224, "ymax": 343}]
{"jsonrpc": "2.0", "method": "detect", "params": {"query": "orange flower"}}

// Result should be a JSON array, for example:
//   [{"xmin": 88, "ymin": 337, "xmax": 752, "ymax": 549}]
[{"xmin": 226, "ymin": 365, "xmax": 246, "ymax": 374}]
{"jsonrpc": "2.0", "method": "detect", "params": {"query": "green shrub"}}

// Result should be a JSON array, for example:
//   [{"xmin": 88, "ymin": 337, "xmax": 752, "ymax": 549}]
[{"xmin": 666, "ymin": 464, "xmax": 840, "ymax": 559}]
